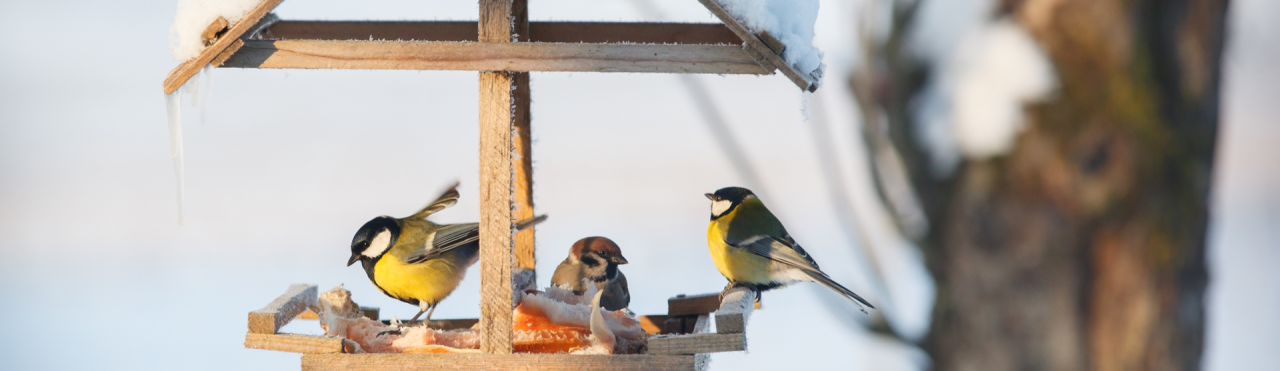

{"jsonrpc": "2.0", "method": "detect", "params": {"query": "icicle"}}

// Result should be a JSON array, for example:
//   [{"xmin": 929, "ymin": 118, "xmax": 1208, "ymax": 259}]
[
  {"xmin": 165, "ymin": 91, "xmax": 186, "ymax": 226},
  {"xmin": 199, "ymin": 65, "xmax": 213, "ymax": 126},
  {"xmin": 185, "ymin": 69, "xmax": 201, "ymax": 107},
  {"xmin": 800, "ymin": 90, "xmax": 812, "ymax": 122}
]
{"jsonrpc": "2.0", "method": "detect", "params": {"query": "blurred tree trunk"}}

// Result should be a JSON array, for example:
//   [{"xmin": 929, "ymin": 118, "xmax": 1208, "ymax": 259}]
[{"xmin": 856, "ymin": 0, "xmax": 1228, "ymax": 370}]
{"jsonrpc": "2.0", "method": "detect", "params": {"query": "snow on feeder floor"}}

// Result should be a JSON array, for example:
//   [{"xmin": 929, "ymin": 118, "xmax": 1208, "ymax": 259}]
[{"xmin": 244, "ymin": 284, "xmax": 755, "ymax": 370}]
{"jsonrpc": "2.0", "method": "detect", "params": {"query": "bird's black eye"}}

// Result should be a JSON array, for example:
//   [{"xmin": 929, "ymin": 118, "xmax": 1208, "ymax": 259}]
[{"xmin": 580, "ymin": 255, "xmax": 599, "ymax": 267}]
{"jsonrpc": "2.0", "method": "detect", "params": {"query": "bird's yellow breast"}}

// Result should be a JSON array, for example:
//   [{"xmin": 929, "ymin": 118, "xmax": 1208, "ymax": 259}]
[
  {"xmin": 373, "ymin": 250, "xmax": 467, "ymax": 306},
  {"xmin": 707, "ymin": 206, "xmax": 775, "ymax": 284}
]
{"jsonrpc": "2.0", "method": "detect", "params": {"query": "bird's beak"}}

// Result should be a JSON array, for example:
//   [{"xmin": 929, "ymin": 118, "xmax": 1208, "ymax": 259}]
[
  {"xmin": 611, "ymin": 254, "xmax": 629, "ymax": 265},
  {"xmin": 704, "ymin": 193, "xmax": 715, "ymax": 200},
  {"xmin": 347, "ymin": 253, "xmax": 361, "ymax": 267}
]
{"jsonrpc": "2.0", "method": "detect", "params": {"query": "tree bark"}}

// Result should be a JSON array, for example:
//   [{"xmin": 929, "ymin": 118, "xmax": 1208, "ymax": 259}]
[{"xmin": 858, "ymin": 0, "xmax": 1228, "ymax": 370}]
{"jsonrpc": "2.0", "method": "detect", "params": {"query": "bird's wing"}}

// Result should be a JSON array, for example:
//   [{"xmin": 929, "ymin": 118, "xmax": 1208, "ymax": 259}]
[
  {"xmin": 403, "ymin": 215, "xmax": 546, "ymax": 264},
  {"xmin": 731, "ymin": 235, "xmax": 874, "ymax": 312},
  {"xmin": 410, "ymin": 182, "xmax": 461, "ymax": 219},
  {"xmin": 405, "ymin": 223, "xmax": 478, "ymax": 264}
]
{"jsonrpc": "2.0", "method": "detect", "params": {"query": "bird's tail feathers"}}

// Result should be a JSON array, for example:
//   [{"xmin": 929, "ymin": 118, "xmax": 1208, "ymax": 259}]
[
  {"xmin": 515, "ymin": 215, "xmax": 548, "ymax": 230},
  {"xmin": 806, "ymin": 271, "xmax": 874, "ymax": 314}
]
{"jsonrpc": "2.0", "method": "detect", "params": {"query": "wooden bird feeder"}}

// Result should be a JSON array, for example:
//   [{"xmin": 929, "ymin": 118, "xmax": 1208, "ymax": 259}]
[{"xmin": 165, "ymin": 0, "xmax": 808, "ymax": 369}]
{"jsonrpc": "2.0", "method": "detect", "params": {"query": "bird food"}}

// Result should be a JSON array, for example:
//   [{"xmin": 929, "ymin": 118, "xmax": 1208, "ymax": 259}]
[{"xmin": 303, "ymin": 285, "xmax": 645, "ymax": 355}]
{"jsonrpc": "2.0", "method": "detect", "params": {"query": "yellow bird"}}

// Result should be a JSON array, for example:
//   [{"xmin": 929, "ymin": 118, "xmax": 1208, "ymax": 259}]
[
  {"xmin": 705, "ymin": 186, "xmax": 873, "ymax": 313},
  {"xmin": 347, "ymin": 182, "xmax": 545, "ymax": 323}
]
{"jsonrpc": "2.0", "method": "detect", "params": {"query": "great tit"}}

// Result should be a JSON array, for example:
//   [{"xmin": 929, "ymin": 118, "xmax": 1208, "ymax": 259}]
[
  {"xmin": 705, "ymin": 186, "xmax": 874, "ymax": 314},
  {"xmin": 550, "ymin": 236, "xmax": 631, "ymax": 311},
  {"xmin": 348, "ymin": 182, "xmax": 547, "ymax": 323}
]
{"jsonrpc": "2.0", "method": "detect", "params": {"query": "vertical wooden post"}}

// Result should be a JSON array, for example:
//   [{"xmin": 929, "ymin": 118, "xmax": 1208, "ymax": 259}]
[
  {"xmin": 510, "ymin": 0, "xmax": 536, "ymax": 276},
  {"xmin": 477, "ymin": 0, "xmax": 525, "ymax": 355}
]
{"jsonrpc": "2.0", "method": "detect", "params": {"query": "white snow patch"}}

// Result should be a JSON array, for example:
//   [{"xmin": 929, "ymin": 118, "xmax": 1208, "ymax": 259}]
[
  {"xmin": 909, "ymin": 1, "xmax": 1056, "ymax": 174},
  {"xmin": 169, "ymin": 0, "xmax": 262, "ymax": 61},
  {"xmin": 717, "ymin": 0, "xmax": 826, "ymax": 86}
]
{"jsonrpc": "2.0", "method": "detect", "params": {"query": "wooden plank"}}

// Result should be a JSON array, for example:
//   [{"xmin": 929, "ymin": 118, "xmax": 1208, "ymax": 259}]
[
  {"xmin": 756, "ymin": 30, "xmax": 785, "ymax": 55},
  {"xmin": 648, "ymin": 333, "xmax": 746, "ymax": 355},
  {"xmin": 511, "ymin": 0, "xmax": 536, "ymax": 276},
  {"xmin": 219, "ymin": 40, "xmax": 768, "ymax": 75},
  {"xmin": 649, "ymin": 314, "xmax": 746, "ymax": 355},
  {"xmin": 300, "ymin": 354, "xmax": 695, "ymax": 371},
  {"xmin": 245, "ymin": 333, "xmax": 355, "ymax": 354},
  {"xmin": 210, "ymin": 39, "xmax": 244, "ymax": 67},
  {"xmin": 201, "ymin": 17, "xmax": 229, "ymax": 45},
  {"xmin": 639, "ymin": 315, "xmax": 668, "ymax": 335},
  {"xmin": 162, "ymin": 0, "xmax": 283, "ymax": 94},
  {"xmin": 667, "ymin": 293, "xmax": 720, "ymax": 316},
  {"xmin": 695, "ymin": 0, "xmax": 818, "ymax": 92},
  {"xmin": 260, "ymin": 21, "xmax": 740, "ymax": 45},
  {"xmin": 360, "ymin": 306, "xmax": 379, "ymax": 320},
  {"xmin": 381, "ymin": 318, "xmax": 479, "ymax": 331},
  {"xmin": 477, "ymin": 0, "xmax": 519, "ymax": 354},
  {"xmin": 248, "ymin": 284, "xmax": 317, "ymax": 334},
  {"xmin": 479, "ymin": 69, "xmax": 516, "ymax": 354},
  {"xmin": 714, "ymin": 287, "xmax": 756, "ymax": 334}
]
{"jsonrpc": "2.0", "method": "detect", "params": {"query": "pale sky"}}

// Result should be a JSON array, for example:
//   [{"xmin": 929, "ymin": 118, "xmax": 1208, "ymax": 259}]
[{"xmin": 0, "ymin": 0, "xmax": 1274, "ymax": 370}]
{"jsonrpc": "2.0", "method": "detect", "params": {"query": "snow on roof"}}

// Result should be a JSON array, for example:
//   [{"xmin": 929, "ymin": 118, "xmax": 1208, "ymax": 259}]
[
  {"xmin": 717, "ymin": 0, "xmax": 825, "ymax": 85},
  {"xmin": 169, "ymin": 0, "xmax": 263, "ymax": 61}
]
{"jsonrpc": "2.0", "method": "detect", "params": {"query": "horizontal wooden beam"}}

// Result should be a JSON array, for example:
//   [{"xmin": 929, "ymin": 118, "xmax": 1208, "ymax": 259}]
[
  {"xmin": 245, "ymin": 333, "xmax": 356, "ymax": 354},
  {"xmin": 300, "ymin": 354, "xmax": 696, "ymax": 371},
  {"xmin": 647, "ymin": 333, "xmax": 746, "ymax": 355},
  {"xmin": 260, "ymin": 21, "xmax": 741, "ymax": 45},
  {"xmin": 219, "ymin": 40, "xmax": 769, "ymax": 75},
  {"xmin": 667, "ymin": 294, "xmax": 720, "ymax": 316},
  {"xmin": 248, "ymin": 284, "xmax": 317, "ymax": 334},
  {"xmin": 648, "ymin": 314, "xmax": 746, "ymax": 355}
]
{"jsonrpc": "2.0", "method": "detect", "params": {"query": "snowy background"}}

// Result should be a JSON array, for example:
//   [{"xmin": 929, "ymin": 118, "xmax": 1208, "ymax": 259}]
[{"xmin": 0, "ymin": 0, "xmax": 1276, "ymax": 370}]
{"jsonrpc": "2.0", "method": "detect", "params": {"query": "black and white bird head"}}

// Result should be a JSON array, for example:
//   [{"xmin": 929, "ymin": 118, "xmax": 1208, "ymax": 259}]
[
  {"xmin": 348, "ymin": 216, "xmax": 401, "ymax": 267},
  {"xmin": 571, "ymin": 236, "xmax": 628, "ymax": 282},
  {"xmin": 705, "ymin": 186, "xmax": 755, "ymax": 220}
]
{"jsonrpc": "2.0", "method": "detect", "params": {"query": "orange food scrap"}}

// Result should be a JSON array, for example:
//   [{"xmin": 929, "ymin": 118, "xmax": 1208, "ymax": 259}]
[
  {"xmin": 402, "ymin": 345, "xmax": 480, "ymax": 354},
  {"xmin": 512, "ymin": 303, "xmax": 592, "ymax": 353}
]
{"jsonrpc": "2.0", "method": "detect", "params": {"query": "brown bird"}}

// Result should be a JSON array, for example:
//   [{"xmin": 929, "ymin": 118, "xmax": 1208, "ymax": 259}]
[{"xmin": 551, "ymin": 236, "xmax": 631, "ymax": 311}]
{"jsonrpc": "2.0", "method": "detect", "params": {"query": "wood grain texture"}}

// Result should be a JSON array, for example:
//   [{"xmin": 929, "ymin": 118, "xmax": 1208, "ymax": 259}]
[
  {"xmin": 476, "ymin": 0, "xmax": 521, "ymax": 354},
  {"xmin": 248, "ymin": 284, "xmax": 317, "ymax": 334},
  {"xmin": 714, "ymin": 287, "xmax": 755, "ymax": 334},
  {"xmin": 695, "ymin": 0, "xmax": 818, "ymax": 92},
  {"xmin": 649, "ymin": 315, "xmax": 746, "ymax": 355},
  {"xmin": 300, "ymin": 354, "xmax": 696, "ymax": 371},
  {"xmin": 201, "ymin": 17, "xmax": 229, "ymax": 44},
  {"xmin": 260, "ymin": 21, "xmax": 739, "ymax": 45},
  {"xmin": 510, "ymin": 0, "xmax": 536, "ymax": 273},
  {"xmin": 162, "ymin": 0, "xmax": 282, "ymax": 93},
  {"xmin": 647, "ymin": 333, "xmax": 746, "ymax": 355},
  {"xmin": 245, "ymin": 333, "xmax": 354, "ymax": 354},
  {"xmin": 218, "ymin": 40, "xmax": 768, "ymax": 75},
  {"xmin": 478, "ymin": 70, "xmax": 515, "ymax": 354}
]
